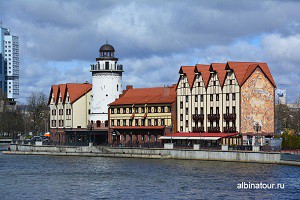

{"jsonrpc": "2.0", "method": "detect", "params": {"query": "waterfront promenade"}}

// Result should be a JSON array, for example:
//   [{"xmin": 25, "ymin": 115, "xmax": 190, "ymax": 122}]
[{"xmin": 4, "ymin": 144, "xmax": 300, "ymax": 167}]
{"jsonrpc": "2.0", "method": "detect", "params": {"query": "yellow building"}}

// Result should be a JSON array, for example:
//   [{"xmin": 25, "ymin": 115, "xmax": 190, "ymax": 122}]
[{"xmin": 108, "ymin": 85, "xmax": 177, "ymax": 147}]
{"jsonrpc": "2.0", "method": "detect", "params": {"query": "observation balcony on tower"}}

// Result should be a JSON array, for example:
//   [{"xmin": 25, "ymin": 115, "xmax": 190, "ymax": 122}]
[{"xmin": 90, "ymin": 63, "xmax": 123, "ymax": 72}]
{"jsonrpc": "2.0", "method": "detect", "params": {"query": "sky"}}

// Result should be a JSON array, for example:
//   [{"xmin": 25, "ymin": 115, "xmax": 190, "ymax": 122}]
[{"xmin": 0, "ymin": 0, "xmax": 300, "ymax": 104}]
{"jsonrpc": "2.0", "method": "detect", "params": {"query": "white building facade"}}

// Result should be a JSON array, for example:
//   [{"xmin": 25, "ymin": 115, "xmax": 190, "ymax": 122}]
[
  {"xmin": 0, "ymin": 25, "xmax": 19, "ymax": 101},
  {"xmin": 90, "ymin": 43, "xmax": 123, "ymax": 126}
]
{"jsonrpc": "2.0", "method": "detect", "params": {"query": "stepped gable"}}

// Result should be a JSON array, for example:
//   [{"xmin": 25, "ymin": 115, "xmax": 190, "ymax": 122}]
[
  {"xmin": 66, "ymin": 83, "xmax": 92, "ymax": 104},
  {"xmin": 210, "ymin": 63, "xmax": 227, "ymax": 87},
  {"xmin": 195, "ymin": 64, "xmax": 210, "ymax": 88},
  {"xmin": 109, "ymin": 85, "xmax": 176, "ymax": 106}
]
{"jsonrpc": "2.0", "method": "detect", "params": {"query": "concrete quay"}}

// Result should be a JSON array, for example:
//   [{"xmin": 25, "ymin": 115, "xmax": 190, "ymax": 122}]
[{"xmin": 3, "ymin": 144, "xmax": 300, "ymax": 166}]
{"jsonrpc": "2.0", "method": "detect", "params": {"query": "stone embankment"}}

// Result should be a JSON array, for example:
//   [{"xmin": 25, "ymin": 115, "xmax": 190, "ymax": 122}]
[{"xmin": 3, "ymin": 144, "xmax": 300, "ymax": 166}]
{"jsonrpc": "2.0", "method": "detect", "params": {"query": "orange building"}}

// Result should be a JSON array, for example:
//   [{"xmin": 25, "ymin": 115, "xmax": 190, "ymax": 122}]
[{"xmin": 108, "ymin": 85, "xmax": 176, "ymax": 147}]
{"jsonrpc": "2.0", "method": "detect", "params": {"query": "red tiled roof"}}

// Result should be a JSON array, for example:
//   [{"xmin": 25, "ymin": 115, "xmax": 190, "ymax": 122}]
[
  {"xmin": 109, "ymin": 85, "xmax": 176, "ymax": 106},
  {"xmin": 111, "ymin": 126, "xmax": 165, "ymax": 130},
  {"xmin": 49, "ymin": 83, "xmax": 92, "ymax": 105},
  {"xmin": 211, "ymin": 63, "xmax": 227, "ymax": 87},
  {"xmin": 179, "ymin": 66, "xmax": 195, "ymax": 88},
  {"xmin": 66, "ymin": 83, "xmax": 92, "ymax": 103},
  {"xmin": 226, "ymin": 62, "xmax": 276, "ymax": 87},
  {"xmin": 58, "ymin": 84, "xmax": 67, "ymax": 102},
  {"xmin": 195, "ymin": 64, "xmax": 211, "ymax": 88},
  {"xmin": 164, "ymin": 132, "xmax": 238, "ymax": 138}
]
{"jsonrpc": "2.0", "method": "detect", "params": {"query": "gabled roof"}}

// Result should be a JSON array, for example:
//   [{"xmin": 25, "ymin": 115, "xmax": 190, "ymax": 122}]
[
  {"xmin": 195, "ymin": 64, "xmax": 210, "ymax": 88},
  {"xmin": 48, "ymin": 83, "xmax": 92, "ymax": 105},
  {"xmin": 109, "ymin": 85, "xmax": 176, "ymax": 106},
  {"xmin": 179, "ymin": 66, "xmax": 195, "ymax": 88},
  {"xmin": 66, "ymin": 83, "xmax": 92, "ymax": 103},
  {"xmin": 211, "ymin": 63, "xmax": 227, "ymax": 87},
  {"xmin": 226, "ymin": 61, "xmax": 276, "ymax": 87}
]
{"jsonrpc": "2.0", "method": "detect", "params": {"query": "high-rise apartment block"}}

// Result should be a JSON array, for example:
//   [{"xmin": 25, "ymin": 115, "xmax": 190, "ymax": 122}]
[{"xmin": 0, "ymin": 25, "xmax": 19, "ymax": 102}]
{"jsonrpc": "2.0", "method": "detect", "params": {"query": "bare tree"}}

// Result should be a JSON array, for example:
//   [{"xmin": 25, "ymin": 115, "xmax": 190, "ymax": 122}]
[{"xmin": 27, "ymin": 92, "xmax": 49, "ymax": 135}]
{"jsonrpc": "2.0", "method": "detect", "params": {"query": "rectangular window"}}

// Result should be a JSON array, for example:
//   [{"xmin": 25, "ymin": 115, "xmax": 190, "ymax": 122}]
[
  {"xmin": 52, "ymin": 109, "xmax": 56, "ymax": 116},
  {"xmin": 180, "ymin": 101, "xmax": 183, "ymax": 109},
  {"xmin": 168, "ymin": 106, "xmax": 171, "ymax": 112},
  {"xmin": 154, "ymin": 135, "xmax": 158, "ymax": 142},
  {"xmin": 180, "ymin": 126, "xmax": 183, "ymax": 132},
  {"xmin": 141, "ymin": 119, "xmax": 145, "ymax": 126},
  {"xmin": 210, "ymin": 94, "xmax": 213, "ymax": 101},
  {"xmin": 213, "ymin": 81, "xmax": 216, "ymax": 86},
  {"xmin": 51, "ymin": 120, "xmax": 56, "ymax": 127},
  {"xmin": 129, "ymin": 107, "xmax": 132, "ymax": 114},
  {"xmin": 186, "ymin": 120, "xmax": 188, "ymax": 127},
  {"xmin": 210, "ymin": 107, "xmax": 213, "ymax": 114},
  {"xmin": 233, "ymin": 106, "xmax": 236, "ymax": 114},
  {"xmin": 226, "ymin": 93, "xmax": 229, "ymax": 101},
  {"xmin": 96, "ymin": 121, "xmax": 101, "ymax": 127},
  {"xmin": 148, "ymin": 119, "xmax": 152, "ymax": 126},
  {"xmin": 186, "ymin": 95, "xmax": 189, "ymax": 102},
  {"xmin": 201, "ymin": 107, "xmax": 204, "ymax": 114},
  {"xmin": 117, "ymin": 120, "xmax": 120, "ymax": 126},
  {"xmin": 198, "ymin": 82, "xmax": 200, "ymax": 87},
  {"xmin": 226, "ymin": 106, "xmax": 229, "ymax": 114},
  {"xmin": 195, "ymin": 95, "xmax": 198, "ymax": 102},
  {"xmin": 59, "ymin": 109, "xmax": 63, "ymax": 115},
  {"xmin": 105, "ymin": 62, "xmax": 109, "ymax": 70},
  {"xmin": 154, "ymin": 107, "xmax": 158, "ymax": 113},
  {"xmin": 111, "ymin": 109, "xmax": 114, "ymax": 114},
  {"xmin": 117, "ymin": 108, "xmax": 120, "ymax": 114},
  {"xmin": 111, "ymin": 120, "xmax": 114, "ymax": 126},
  {"xmin": 123, "ymin": 108, "xmax": 126, "ymax": 114},
  {"xmin": 129, "ymin": 119, "xmax": 133, "ymax": 126},
  {"xmin": 141, "ymin": 107, "xmax": 145, "ymax": 113},
  {"xmin": 161, "ymin": 119, "xmax": 165, "ymax": 126},
  {"xmin": 195, "ymin": 107, "xmax": 198, "ymax": 114},
  {"xmin": 186, "ymin": 108, "xmax": 188, "ymax": 115},
  {"xmin": 135, "ymin": 107, "xmax": 138, "ymax": 113},
  {"xmin": 123, "ymin": 119, "xmax": 126, "ymax": 126},
  {"xmin": 216, "ymin": 107, "xmax": 219, "ymax": 114},
  {"xmin": 154, "ymin": 119, "xmax": 158, "ymax": 126},
  {"xmin": 201, "ymin": 95, "xmax": 204, "ymax": 102},
  {"xmin": 230, "ymin": 80, "xmax": 233, "ymax": 85},
  {"xmin": 135, "ymin": 119, "xmax": 139, "ymax": 126},
  {"xmin": 148, "ymin": 107, "xmax": 152, "ymax": 113},
  {"xmin": 216, "ymin": 94, "xmax": 219, "ymax": 101},
  {"xmin": 161, "ymin": 106, "xmax": 165, "ymax": 113},
  {"xmin": 232, "ymin": 93, "xmax": 236, "ymax": 101},
  {"xmin": 180, "ymin": 114, "xmax": 183, "ymax": 121}
]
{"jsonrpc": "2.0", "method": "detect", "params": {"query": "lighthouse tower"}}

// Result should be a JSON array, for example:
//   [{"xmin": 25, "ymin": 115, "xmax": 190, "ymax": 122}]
[{"xmin": 90, "ymin": 43, "xmax": 123, "ymax": 124}]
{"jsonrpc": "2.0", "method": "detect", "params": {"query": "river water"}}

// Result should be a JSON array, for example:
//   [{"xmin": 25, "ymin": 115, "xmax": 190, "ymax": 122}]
[{"xmin": 0, "ymin": 151, "xmax": 299, "ymax": 200}]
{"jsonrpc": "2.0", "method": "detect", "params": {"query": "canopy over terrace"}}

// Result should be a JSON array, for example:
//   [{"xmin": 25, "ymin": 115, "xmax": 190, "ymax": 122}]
[{"xmin": 159, "ymin": 132, "xmax": 240, "ymax": 147}]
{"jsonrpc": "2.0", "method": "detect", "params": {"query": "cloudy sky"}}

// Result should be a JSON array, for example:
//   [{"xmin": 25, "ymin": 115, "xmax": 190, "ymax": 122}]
[{"xmin": 1, "ymin": 0, "xmax": 300, "ymax": 103}]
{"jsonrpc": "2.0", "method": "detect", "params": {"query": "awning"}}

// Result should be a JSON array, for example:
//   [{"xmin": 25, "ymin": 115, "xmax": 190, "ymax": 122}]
[{"xmin": 159, "ymin": 136, "xmax": 220, "ymax": 140}]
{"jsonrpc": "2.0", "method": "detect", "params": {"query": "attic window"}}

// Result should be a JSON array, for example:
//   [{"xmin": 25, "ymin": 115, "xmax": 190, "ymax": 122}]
[{"xmin": 106, "ymin": 94, "xmax": 108, "ymax": 97}]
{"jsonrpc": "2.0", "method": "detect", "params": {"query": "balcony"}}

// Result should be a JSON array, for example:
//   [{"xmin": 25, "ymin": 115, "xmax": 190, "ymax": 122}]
[
  {"xmin": 207, "ymin": 127, "xmax": 220, "ymax": 133},
  {"xmin": 207, "ymin": 114, "xmax": 220, "ymax": 120},
  {"xmin": 192, "ymin": 127, "xmax": 204, "ymax": 133},
  {"xmin": 223, "ymin": 113, "xmax": 236, "ymax": 120},
  {"xmin": 192, "ymin": 114, "xmax": 204, "ymax": 121},
  {"xmin": 223, "ymin": 127, "xmax": 236, "ymax": 133}
]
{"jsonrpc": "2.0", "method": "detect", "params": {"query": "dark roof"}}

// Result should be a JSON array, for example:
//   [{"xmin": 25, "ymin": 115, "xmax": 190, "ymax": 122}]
[{"xmin": 99, "ymin": 44, "xmax": 115, "ymax": 52}]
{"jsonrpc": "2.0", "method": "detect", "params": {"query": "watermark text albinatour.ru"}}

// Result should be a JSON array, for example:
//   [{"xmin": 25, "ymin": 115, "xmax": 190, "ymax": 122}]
[{"xmin": 237, "ymin": 182, "xmax": 285, "ymax": 189}]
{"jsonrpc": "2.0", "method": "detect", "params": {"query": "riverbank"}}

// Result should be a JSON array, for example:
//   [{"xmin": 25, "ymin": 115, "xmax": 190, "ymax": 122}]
[{"xmin": 3, "ymin": 144, "xmax": 300, "ymax": 166}]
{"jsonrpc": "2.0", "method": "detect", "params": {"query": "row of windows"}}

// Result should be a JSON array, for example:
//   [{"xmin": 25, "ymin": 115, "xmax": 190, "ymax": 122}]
[
  {"xmin": 121, "ymin": 134, "xmax": 158, "ymax": 142},
  {"xmin": 179, "ymin": 121, "xmax": 236, "ymax": 131},
  {"xmin": 111, "ymin": 106, "xmax": 171, "ymax": 114},
  {"xmin": 51, "ymin": 120, "xmax": 64, "ymax": 127},
  {"xmin": 181, "ymin": 79, "xmax": 235, "ymax": 88},
  {"xmin": 182, "ymin": 93, "xmax": 236, "ymax": 104},
  {"xmin": 111, "ymin": 118, "xmax": 165, "ymax": 126},
  {"xmin": 181, "ymin": 106, "xmax": 236, "ymax": 117},
  {"xmin": 52, "ymin": 109, "xmax": 72, "ymax": 116}
]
